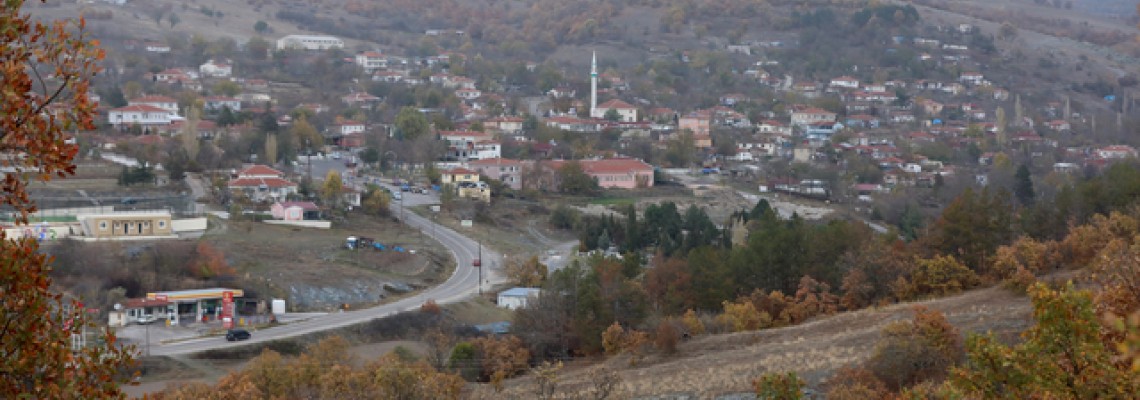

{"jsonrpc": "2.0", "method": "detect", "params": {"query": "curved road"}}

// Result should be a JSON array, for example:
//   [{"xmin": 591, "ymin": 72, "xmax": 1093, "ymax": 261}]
[{"xmin": 150, "ymin": 199, "xmax": 502, "ymax": 356}]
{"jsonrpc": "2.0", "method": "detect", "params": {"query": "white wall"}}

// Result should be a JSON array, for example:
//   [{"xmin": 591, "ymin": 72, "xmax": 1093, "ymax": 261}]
[
  {"xmin": 263, "ymin": 220, "xmax": 332, "ymax": 229},
  {"xmin": 171, "ymin": 217, "xmax": 208, "ymax": 232}
]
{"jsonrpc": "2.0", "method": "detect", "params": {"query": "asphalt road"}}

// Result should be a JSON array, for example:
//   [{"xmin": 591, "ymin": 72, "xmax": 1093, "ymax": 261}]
[{"xmin": 149, "ymin": 197, "xmax": 502, "ymax": 356}]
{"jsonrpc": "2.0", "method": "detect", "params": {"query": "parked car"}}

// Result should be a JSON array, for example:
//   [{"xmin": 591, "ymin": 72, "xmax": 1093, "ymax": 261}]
[
  {"xmin": 136, "ymin": 315, "xmax": 158, "ymax": 325},
  {"xmin": 225, "ymin": 329, "xmax": 251, "ymax": 341}
]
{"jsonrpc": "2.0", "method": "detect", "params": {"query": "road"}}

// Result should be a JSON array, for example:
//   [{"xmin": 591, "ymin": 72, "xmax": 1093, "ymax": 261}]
[{"xmin": 149, "ymin": 187, "xmax": 503, "ymax": 356}]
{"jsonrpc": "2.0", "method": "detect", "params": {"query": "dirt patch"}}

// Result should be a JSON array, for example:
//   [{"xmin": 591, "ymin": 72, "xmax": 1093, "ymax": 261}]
[
  {"xmin": 208, "ymin": 215, "xmax": 452, "ymax": 311},
  {"xmin": 498, "ymin": 286, "xmax": 1033, "ymax": 398}
]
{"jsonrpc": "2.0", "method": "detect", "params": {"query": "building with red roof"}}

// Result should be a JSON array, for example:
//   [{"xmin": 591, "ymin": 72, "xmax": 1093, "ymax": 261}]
[{"xmin": 227, "ymin": 165, "xmax": 298, "ymax": 203}]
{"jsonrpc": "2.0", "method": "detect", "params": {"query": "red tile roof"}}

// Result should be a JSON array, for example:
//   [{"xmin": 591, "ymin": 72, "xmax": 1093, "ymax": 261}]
[
  {"xmin": 444, "ymin": 167, "xmax": 478, "ymax": 175},
  {"xmin": 238, "ymin": 165, "xmax": 283, "ymax": 177},
  {"xmin": 228, "ymin": 177, "xmax": 297, "ymax": 188},
  {"xmin": 126, "ymin": 298, "xmax": 171, "ymax": 309},
  {"xmin": 597, "ymin": 99, "xmax": 637, "ymax": 110},
  {"xmin": 580, "ymin": 158, "xmax": 653, "ymax": 174},
  {"xmin": 111, "ymin": 105, "xmax": 170, "ymax": 113},
  {"xmin": 131, "ymin": 95, "xmax": 178, "ymax": 103}
]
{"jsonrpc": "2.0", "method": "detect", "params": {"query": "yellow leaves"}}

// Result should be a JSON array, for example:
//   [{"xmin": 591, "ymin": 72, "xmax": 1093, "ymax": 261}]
[
  {"xmin": 717, "ymin": 298, "xmax": 769, "ymax": 332},
  {"xmin": 680, "ymin": 309, "xmax": 705, "ymax": 336}
]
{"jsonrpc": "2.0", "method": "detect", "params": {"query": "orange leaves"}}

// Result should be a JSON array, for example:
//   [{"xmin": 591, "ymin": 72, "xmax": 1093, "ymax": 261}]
[{"xmin": 186, "ymin": 241, "xmax": 232, "ymax": 279}]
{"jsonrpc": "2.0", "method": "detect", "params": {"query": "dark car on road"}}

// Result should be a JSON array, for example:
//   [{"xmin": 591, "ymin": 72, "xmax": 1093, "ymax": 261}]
[{"xmin": 225, "ymin": 329, "xmax": 251, "ymax": 341}]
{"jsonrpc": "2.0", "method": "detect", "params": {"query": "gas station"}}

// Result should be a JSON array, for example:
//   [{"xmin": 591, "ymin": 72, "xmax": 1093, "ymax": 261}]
[{"xmin": 145, "ymin": 288, "xmax": 244, "ymax": 327}]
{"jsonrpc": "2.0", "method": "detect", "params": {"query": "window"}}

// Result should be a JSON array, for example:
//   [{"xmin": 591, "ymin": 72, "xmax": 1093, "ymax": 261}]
[
  {"xmin": 158, "ymin": 220, "xmax": 166, "ymax": 228},
  {"xmin": 99, "ymin": 221, "xmax": 108, "ymax": 230}
]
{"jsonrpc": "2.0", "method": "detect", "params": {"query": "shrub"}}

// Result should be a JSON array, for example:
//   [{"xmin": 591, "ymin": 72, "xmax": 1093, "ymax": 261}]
[
  {"xmin": 420, "ymin": 299, "xmax": 441, "ymax": 314},
  {"xmin": 601, "ymin": 322, "xmax": 625, "ymax": 356},
  {"xmin": 654, "ymin": 320, "xmax": 681, "ymax": 355},
  {"xmin": 825, "ymin": 367, "xmax": 889, "ymax": 400},
  {"xmin": 753, "ymin": 371, "xmax": 805, "ymax": 400},
  {"xmin": 893, "ymin": 255, "xmax": 979, "ymax": 301},
  {"xmin": 718, "ymin": 298, "xmax": 770, "ymax": 332},
  {"xmin": 867, "ymin": 306, "xmax": 963, "ymax": 390},
  {"xmin": 680, "ymin": 309, "xmax": 705, "ymax": 336}
]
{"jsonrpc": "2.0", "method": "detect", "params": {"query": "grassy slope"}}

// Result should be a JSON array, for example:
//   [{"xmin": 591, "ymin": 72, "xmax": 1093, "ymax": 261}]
[{"xmin": 498, "ymin": 285, "xmax": 1035, "ymax": 398}]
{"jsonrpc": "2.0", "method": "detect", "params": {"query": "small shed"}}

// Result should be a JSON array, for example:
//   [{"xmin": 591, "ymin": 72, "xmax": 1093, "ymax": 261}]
[
  {"xmin": 496, "ymin": 287, "xmax": 541, "ymax": 310},
  {"xmin": 271, "ymin": 201, "xmax": 321, "ymax": 221}
]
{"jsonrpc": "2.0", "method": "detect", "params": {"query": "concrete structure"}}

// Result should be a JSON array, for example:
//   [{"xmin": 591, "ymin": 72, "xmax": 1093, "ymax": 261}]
[
  {"xmin": 129, "ymin": 95, "xmax": 180, "ymax": 113},
  {"xmin": 198, "ymin": 59, "xmax": 233, "ymax": 77},
  {"xmin": 439, "ymin": 131, "xmax": 501, "ymax": 161},
  {"xmin": 679, "ymin": 112, "xmax": 712, "ymax": 137},
  {"xmin": 791, "ymin": 107, "xmax": 837, "ymax": 127},
  {"xmin": 580, "ymin": 158, "xmax": 654, "ymax": 189},
  {"xmin": 441, "ymin": 167, "xmax": 481, "ymax": 185},
  {"xmin": 497, "ymin": 287, "xmax": 541, "ymax": 310},
  {"xmin": 590, "ymin": 51, "xmax": 597, "ymax": 119},
  {"xmin": 276, "ymin": 35, "xmax": 344, "ymax": 50},
  {"xmin": 146, "ymin": 288, "xmax": 244, "ymax": 326},
  {"xmin": 203, "ymin": 96, "xmax": 241, "ymax": 112},
  {"xmin": 77, "ymin": 211, "xmax": 175, "ymax": 239},
  {"xmin": 354, "ymin": 51, "xmax": 386, "ymax": 72},
  {"xmin": 468, "ymin": 158, "xmax": 523, "ymax": 190},
  {"xmin": 591, "ymin": 99, "xmax": 638, "ymax": 122},
  {"xmin": 108, "ymin": 105, "xmax": 178, "ymax": 128},
  {"xmin": 270, "ymin": 201, "xmax": 321, "ymax": 221}
]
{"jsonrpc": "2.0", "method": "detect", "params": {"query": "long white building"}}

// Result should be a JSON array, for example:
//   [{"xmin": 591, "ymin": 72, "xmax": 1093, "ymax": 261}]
[{"xmin": 276, "ymin": 35, "xmax": 344, "ymax": 51}]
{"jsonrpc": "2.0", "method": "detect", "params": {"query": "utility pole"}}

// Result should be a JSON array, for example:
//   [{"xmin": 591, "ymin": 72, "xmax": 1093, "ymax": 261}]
[{"xmin": 478, "ymin": 240, "xmax": 483, "ymax": 296}]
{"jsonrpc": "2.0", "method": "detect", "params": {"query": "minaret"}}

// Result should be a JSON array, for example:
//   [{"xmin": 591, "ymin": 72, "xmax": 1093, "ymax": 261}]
[{"xmin": 590, "ymin": 51, "xmax": 598, "ymax": 119}]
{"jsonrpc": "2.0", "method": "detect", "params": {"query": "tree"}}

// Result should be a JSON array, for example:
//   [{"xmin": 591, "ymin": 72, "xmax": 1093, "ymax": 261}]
[
  {"xmin": 603, "ymin": 108, "xmax": 621, "ymax": 121},
  {"xmin": 505, "ymin": 255, "xmax": 548, "ymax": 287},
  {"xmin": 290, "ymin": 115, "xmax": 322, "ymax": 153},
  {"xmin": 168, "ymin": 12, "xmax": 180, "ymax": 29},
  {"xmin": 929, "ymin": 187, "xmax": 1014, "ymax": 272},
  {"xmin": 557, "ymin": 160, "xmax": 598, "ymax": 195},
  {"xmin": 264, "ymin": 133, "xmax": 278, "ymax": 165},
  {"xmin": 948, "ymin": 283, "xmax": 1139, "ymax": 398},
  {"xmin": 361, "ymin": 187, "xmax": 390, "ymax": 217},
  {"xmin": 322, "ymin": 170, "xmax": 343, "ymax": 210},
  {"xmin": 1013, "ymin": 163, "xmax": 1035, "ymax": 206},
  {"xmin": 254, "ymin": 20, "xmax": 269, "ymax": 34},
  {"xmin": 395, "ymin": 106, "xmax": 429, "ymax": 141},
  {"xmin": 0, "ymin": 2, "xmax": 135, "ymax": 396}
]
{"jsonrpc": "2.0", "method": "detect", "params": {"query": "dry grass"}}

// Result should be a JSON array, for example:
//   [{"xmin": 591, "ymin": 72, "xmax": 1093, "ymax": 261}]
[{"xmin": 497, "ymin": 286, "xmax": 1033, "ymax": 399}]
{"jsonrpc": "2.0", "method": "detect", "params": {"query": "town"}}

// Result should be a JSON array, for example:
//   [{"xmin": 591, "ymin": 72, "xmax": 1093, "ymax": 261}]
[{"xmin": 6, "ymin": 0, "xmax": 1140, "ymax": 398}]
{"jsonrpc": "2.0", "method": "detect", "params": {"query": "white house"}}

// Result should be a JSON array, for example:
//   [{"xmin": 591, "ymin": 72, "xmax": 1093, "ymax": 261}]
[
  {"xmin": 203, "ymin": 96, "xmax": 241, "ymax": 112},
  {"xmin": 591, "ymin": 99, "xmax": 638, "ymax": 122},
  {"xmin": 354, "ymin": 51, "xmax": 386, "ymax": 72},
  {"xmin": 829, "ymin": 76, "xmax": 860, "ymax": 89},
  {"xmin": 108, "ymin": 105, "xmax": 179, "ymax": 128},
  {"xmin": 439, "ymin": 130, "xmax": 501, "ymax": 161},
  {"xmin": 198, "ymin": 59, "xmax": 233, "ymax": 77},
  {"xmin": 497, "ymin": 287, "xmax": 541, "ymax": 310},
  {"xmin": 455, "ymin": 88, "xmax": 482, "ymax": 100},
  {"xmin": 144, "ymin": 42, "xmax": 170, "ymax": 53},
  {"xmin": 275, "ymin": 35, "xmax": 344, "ymax": 50},
  {"xmin": 790, "ymin": 107, "xmax": 837, "ymax": 127},
  {"xmin": 330, "ymin": 121, "xmax": 365, "ymax": 136},
  {"xmin": 1097, "ymin": 145, "xmax": 1138, "ymax": 160},
  {"xmin": 227, "ymin": 165, "xmax": 299, "ymax": 203}
]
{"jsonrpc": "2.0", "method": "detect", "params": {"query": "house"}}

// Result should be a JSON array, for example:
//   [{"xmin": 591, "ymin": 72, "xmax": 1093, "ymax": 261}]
[
  {"xmin": 144, "ymin": 42, "xmax": 171, "ymax": 53},
  {"xmin": 484, "ymin": 116, "xmax": 525, "ymax": 134},
  {"xmin": 108, "ymin": 105, "xmax": 179, "ymax": 128},
  {"xmin": 497, "ymin": 287, "xmax": 541, "ymax": 310},
  {"xmin": 270, "ymin": 201, "xmax": 321, "ymax": 221},
  {"xmin": 921, "ymin": 99, "xmax": 944, "ymax": 115},
  {"xmin": 354, "ymin": 51, "xmax": 386, "ymax": 72},
  {"xmin": 757, "ymin": 120, "xmax": 792, "ymax": 136},
  {"xmin": 591, "ymin": 99, "xmax": 638, "ymax": 122},
  {"xmin": 543, "ymin": 116, "xmax": 601, "ymax": 133},
  {"xmin": 440, "ymin": 131, "xmax": 501, "ymax": 161},
  {"xmin": 1046, "ymin": 120, "xmax": 1071, "ymax": 132},
  {"xmin": 720, "ymin": 93, "xmax": 749, "ymax": 106},
  {"xmin": 329, "ymin": 121, "xmax": 366, "ymax": 137},
  {"xmin": 678, "ymin": 112, "xmax": 712, "ymax": 137},
  {"xmin": 341, "ymin": 92, "xmax": 382, "ymax": 108},
  {"xmin": 129, "ymin": 95, "xmax": 179, "ymax": 113},
  {"xmin": 276, "ymin": 35, "xmax": 344, "ymax": 50},
  {"xmin": 790, "ymin": 107, "xmax": 837, "ymax": 127},
  {"xmin": 845, "ymin": 114, "xmax": 881, "ymax": 129},
  {"xmin": 468, "ymin": 158, "xmax": 524, "ymax": 190},
  {"xmin": 203, "ymin": 96, "xmax": 241, "ymax": 113},
  {"xmin": 829, "ymin": 76, "xmax": 860, "ymax": 89},
  {"xmin": 547, "ymin": 87, "xmax": 576, "ymax": 99},
  {"xmin": 198, "ymin": 59, "xmax": 233, "ymax": 77},
  {"xmin": 227, "ymin": 165, "xmax": 298, "ymax": 203},
  {"xmin": 371, "ymin": 70, "xmax": 405, "ymax": 83},
  {"xmin": 959, "ymin": 72, "xmax": 984, "ymax": 85},
  {"xmin": 1097, "ymin": 145, "xmax": 1138, "ymax": 159},
  {"xmin": 579, "ymin": 158, "xmax": 654, "ymax": 189},
  {"xmin": 455, "ymin": 88, "xmax": 482, "ymax": 100}
]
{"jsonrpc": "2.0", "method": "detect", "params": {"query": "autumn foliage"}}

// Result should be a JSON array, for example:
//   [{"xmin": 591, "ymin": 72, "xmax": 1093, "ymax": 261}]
[
  {"xmin": 0, "ymin": 1, "xmax": 135, "ymax": 397},
  {"xmin": 158, "ymin": 336, "xmax": 465, "ymax": 399}
]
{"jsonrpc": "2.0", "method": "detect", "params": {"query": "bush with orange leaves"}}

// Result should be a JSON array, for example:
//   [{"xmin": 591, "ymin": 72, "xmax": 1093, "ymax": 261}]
[
  {"xmin": 825, "ymin": 366, "xmax": 890, "ymax": 400},
  {"xmin": 866, "ymin": 306, "xmax": 963, "ymax": 391}
]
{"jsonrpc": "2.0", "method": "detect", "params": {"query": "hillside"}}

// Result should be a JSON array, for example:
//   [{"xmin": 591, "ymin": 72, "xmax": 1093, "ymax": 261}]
[{"xmin": 493, "ymin": 284, "xmax": 1037, "ymax": 398}]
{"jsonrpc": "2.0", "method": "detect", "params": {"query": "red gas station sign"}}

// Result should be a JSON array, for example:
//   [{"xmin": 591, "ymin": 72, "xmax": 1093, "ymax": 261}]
[{"xmin": 222, "ymin": 291, "xmax": 234, "ymax": 329}]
